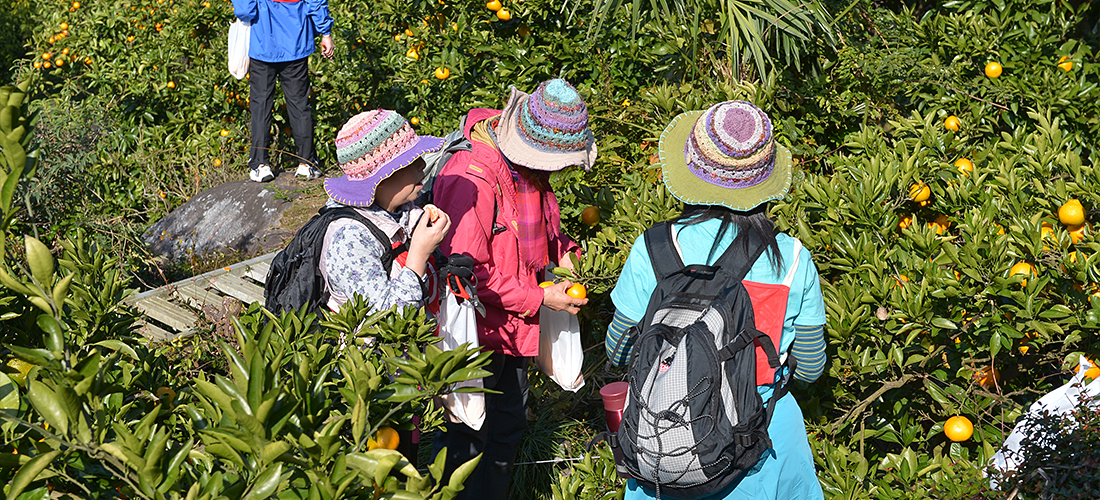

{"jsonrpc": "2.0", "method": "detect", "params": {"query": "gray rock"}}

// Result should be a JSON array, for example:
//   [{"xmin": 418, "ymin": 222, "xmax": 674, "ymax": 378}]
[{"xmin": 144, "ymin": 174, "xmax": 313, "ymax": 261}]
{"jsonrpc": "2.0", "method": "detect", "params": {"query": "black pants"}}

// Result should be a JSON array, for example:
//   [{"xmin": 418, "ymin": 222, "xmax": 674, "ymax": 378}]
[
  {"xmin": 248, "ymin": 57, "xmax": 318, "ymax": 170},
  {"xmin": 433, "ymin": 353, "xmax": 529, "ymax": 500}
]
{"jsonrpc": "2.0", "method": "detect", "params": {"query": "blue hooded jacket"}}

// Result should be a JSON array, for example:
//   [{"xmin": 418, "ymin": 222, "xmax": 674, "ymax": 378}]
[{"xmin": 233, "ymin": 0, "xmax": 333, "ymax": 63}]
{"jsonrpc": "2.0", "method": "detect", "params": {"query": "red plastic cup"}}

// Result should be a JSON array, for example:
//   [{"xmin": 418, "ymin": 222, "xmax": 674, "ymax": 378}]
[{"xmin": 600, "ymin": 382, "xmax": 630, "ymax": 433}]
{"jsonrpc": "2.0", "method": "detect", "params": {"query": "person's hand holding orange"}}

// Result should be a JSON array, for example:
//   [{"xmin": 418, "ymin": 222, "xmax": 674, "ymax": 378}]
[{"xmin": 542, "ymin": 280, "xmax": 588, "ymax": 314}]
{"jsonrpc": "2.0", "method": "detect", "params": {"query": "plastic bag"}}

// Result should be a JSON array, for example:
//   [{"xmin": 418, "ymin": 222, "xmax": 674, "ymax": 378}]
[
  {"xmin": 227, "ymin": 19, "xmax": 250, "ymax": 79},
  {"xmin": 436, "ymin": 290, "xmax": 485, "ymax": 430},
  {"xmin": 988, "ymin": 355, "xmax": 1100, "ymax": 489},
  {"xmin": 538, "ymin": 304, "xmax": 585, "ymax": 392}
]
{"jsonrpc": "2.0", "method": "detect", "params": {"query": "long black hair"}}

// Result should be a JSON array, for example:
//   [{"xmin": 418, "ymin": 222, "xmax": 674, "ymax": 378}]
[{"xmin": 676, "ymin": 204, "xmax": 784, "ymax": 275}]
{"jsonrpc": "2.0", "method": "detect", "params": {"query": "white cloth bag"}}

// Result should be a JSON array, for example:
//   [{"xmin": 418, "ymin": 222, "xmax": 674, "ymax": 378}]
[
  {"xmin": 227, "ymin": 19, "xmax": 250, "ymax": 79},
  {"xmin": 436, "ymin": 291, "xmax": 485, "ymax": 430},
  {"xmin": 988, "ymin": 355, "xmax": 1100, "ymax": 488},
  {"xmin": 537, "ymin": 298, "xmax": 585, "ymax": 392}
]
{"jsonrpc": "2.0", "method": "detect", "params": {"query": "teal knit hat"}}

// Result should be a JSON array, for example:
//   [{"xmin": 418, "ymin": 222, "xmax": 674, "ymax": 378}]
[{"xmin": 496, "ymin": 79, "xmax": 598, "ymax": 171}]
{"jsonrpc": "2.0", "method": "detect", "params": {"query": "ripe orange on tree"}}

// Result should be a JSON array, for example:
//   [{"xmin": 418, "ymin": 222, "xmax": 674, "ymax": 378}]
[
  {"xmin": 406, "ymin": 47, "xmax": 419, "ymax": 60},
  {"xmin": 213, "ymin": 158, "xmax": 222, "ymax": 167},
  {"xmin": 944, "ymin": 416, "xmax": 973, "ymax": 442},
  {"xmin": 566, "ymin": 283, "xmax": 586, "ymax": 300},
  {"xmin": 60, "ymin": 22, "xmax": 68, "ymax": 30},
  {"xmin": 372, "ymin": 426, "xmax": 399, "ymax": 450},
  {"xmin": 496, "ymin": 8, "xmax": 511, "ymax": 20},
  {"xmin": 909, "ymin": 183, "xmax": 931, "ymax": 203},
  {"xmin": 410, "ymin": 117, "xmax": 420, "ymax": 126},
  {"xmin": 897, "ymin": 213, "xmax": 914, "ymax": 230},
  {"xmin": 1057, "ymin": 56, "xmax": 1073, "ymax": 72},
  {"xmin": 434, "ymin": 67, "xmax": 450, "ymax": 80},
  {"xmin": 1058, "ymin": 199, "xmax": 1086, "ymax": 226},
  {"xmin": 1009, "ymin": 262, "xmax": 1035, "ymax": 286},
  {"xmin": 984, "ymin": 61, "xmax": 1002, "ymax": 78},
  {"xmin": 486, "ymin": 0, "xmax": 502, "ymax": 10},
  {"xmin": 974, "ymin": 366, "xmax": 999, "ymax": 389},
  {"xmin": 581, "ymin": 206, "xmax": 600, "ymax": 226},
  {"xmin": 954, "ymin": 158, "xmax": 973, "ymax": 175},
  {"xmin": 944, "ymin": 115, "xmax": 961, "ymax": 131},
  {"xmin": 1068, "ymin": 224, "xmax": 1087, "ymax": 244}
]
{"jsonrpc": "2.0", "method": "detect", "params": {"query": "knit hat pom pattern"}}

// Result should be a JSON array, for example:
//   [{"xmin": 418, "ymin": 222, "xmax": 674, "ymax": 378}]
[
  {"xmin": 516, "ymin": 79, "xmax": 590, "ymax": 153},
  {"xmin": 685, "ymin": 100, "xmax": 776, "ymax": 189},
  {"xmin": 335, "ymin": 110, "xmax": 418, "ymax": 180}
]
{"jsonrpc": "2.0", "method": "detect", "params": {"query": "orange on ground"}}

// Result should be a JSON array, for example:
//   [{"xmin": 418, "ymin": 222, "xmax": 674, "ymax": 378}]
[
  {"xmin": 434, "ymin": 67, "xmax": 450, "ymax": 80},
  {"xmin": 984, "ymin": 61, "xmax": 1002, "ymax": 78},
  {"xmin": 1058, "ymin": 199, "xmax": 1086, "ymax": 226},
  {"xmin": 944, "ymin": 115, "xmax": 961, "ymax": 131},
  {"xmin": 909, "ymin": 183, "xmax": 931, "ymax": 203},
  {"xmin": 954, "ymin": 158, "xmax": 973, "ymax": 175},
  {"xmin": 581, "ymin": 206, "xmax": 600, "ymax": 226},
  {"xmin": 496, "ymin": 8, "xmax": 511, "ymax": 20},
  {"xmin": 566, "ymin": 283, "xmax": 586, "ymax": 300},
  {"xmin": 944, "ymin": 416, "xmax": 974, "ymax": 442}
]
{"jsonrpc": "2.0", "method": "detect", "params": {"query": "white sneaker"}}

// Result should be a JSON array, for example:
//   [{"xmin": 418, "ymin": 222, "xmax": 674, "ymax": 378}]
[
  {"xmin": 249, "ymin": 165, "xmax": 274, "ymax": 182},
  {"xmin": 295, "ymin": 163, "xmax": 322, "ymax": 179}
]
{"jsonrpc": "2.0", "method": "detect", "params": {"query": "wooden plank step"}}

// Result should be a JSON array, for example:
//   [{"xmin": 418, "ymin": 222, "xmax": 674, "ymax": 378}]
[
  {"xmin": 172, "ymin": 280, "xmax": 224, "ymax": 310},
  {"xmin": 243, "ymin": 261, "xmax": 271, "ymax": 284},
  {"xmin": 209, "ymin": 274, "xmax": 265, "ymax": 305},
  {"xmin": 133, "ymin": 295, "xmax": 199, "ymax": 332},
  {"xmin": 134, "ymin": 321, "xmax": 175, "ymax": 343}
]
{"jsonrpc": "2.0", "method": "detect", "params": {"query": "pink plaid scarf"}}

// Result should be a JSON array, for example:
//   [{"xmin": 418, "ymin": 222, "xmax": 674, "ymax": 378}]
[{"xmin": 491, "ymin": 121, "xmax": 555, "ymax": 271}]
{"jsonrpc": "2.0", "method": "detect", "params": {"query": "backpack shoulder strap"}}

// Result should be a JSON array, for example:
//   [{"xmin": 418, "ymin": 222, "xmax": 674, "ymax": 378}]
[
  {"xmin": 318, "ymin": 207, "xmax": 402, "ymax": 276},
  {"xmin": 643, "ymin": 221, "xmax": 685, "ymax": 281},
  {"xmin": 712, "ymin": 227, "xmax": 769, "ymax": 282}
]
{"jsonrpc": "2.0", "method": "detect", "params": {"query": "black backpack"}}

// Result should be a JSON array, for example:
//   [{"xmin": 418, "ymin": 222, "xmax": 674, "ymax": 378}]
[
  {"xmin": 264, "ymin": 206, "xmax": 407, "ymax": 317},
  {"xmin": 616, "ymin": 221, "xmax": 794, "ymax": 498}
]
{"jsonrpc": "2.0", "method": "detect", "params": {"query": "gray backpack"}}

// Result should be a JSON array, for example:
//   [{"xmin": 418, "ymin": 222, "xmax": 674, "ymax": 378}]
[{"xmin": 617, "ymin": 221, "xmax": 793, "ymax": 498}]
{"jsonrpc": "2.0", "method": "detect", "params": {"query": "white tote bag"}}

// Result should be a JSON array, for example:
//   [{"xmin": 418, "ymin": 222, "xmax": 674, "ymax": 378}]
[
  {"xmin": 227, "ymin": 19, "xmax": 250, "ymax": 79},
  {"xmin": 436, "ymin": 291, "xmax": 486, "ymax": 431},
  {"xmin": 537, "ymin": 304, "xmax": 585, "ymax": 392}
]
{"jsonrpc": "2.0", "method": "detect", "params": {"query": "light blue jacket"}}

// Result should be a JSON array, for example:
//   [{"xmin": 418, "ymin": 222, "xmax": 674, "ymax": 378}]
[{"xmin": 232, "ymin": 0, "xmax": 333, "ymax": 63}]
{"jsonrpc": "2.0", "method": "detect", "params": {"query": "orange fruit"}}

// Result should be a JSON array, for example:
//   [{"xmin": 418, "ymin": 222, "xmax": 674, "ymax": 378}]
[
  {"xmin": 1085, "ymin": 366, "xmax": 1100, "ymax": 380},
  {"xmin": 42, "ymin": 53, "xmax": 51, "ymax": 59},
  {"xmin": 944, "ymin": 115, "xmax": 961, "ymax": 131},
  {"xmin": 944, "ymin": 416, "xmax": 973, "ymax": 442},
  {"xmin": 1009, "ymin": 262, "xmax": 1035, "ymax": 285},
  {"xmin": 909, "ymin": 183, "xmax": 931, "ymax": 203},
  {"xmin": 581, "ymin": 206, "xmax": 600, "ymax": 226},
  {"xmin": 213, "ymin": 158, "xmax": 222, "ymax": 167},
  {"xmin": 406, "ymin": 47, "xmax": 419, "ymax": 60},
  {"xmin": 61, "ymin": 48, "xmax": 69, "ymax": 55},
  {"xmin": 496, "ymin": 8, "xmax": 511, "ymax": 20},
  {"xmin": 954, "ymin": 158, "xmax": 973, "ymax": 176},
  {"xmin": 156, "ymin": 386, "xmax": 177, "ymax": 403},
  {"xmin": 33, "ymin": 61, "xmax": 41, "ymax": 69},
  {"xmin": 72, "ymin": 1, "xmax": 80, "ymax": 8},
  {"xmin": 1068, "ymin": 224, "xmax": 1087, "ymax": 244},
  {"xmin": 897, "ymin": 213, "xmax": 914, "ymax": 230},
  {"xmin": 1058, "ymin": 56, "xmax": 1073, "ymax": 72},
  {"xmin": 1058, "ymin": 199, "xmax": 1086, "ymax": 226},
  {"xmin": 518, "ymin": 25, "xmax": 531, "ymax": 37},
  {"xmin": 60, "ymin": 22, "xmax": 69, "ymax": 30},
  {"xmin": 984, "ymin": 61, "xmax": 1002, "ymax": 78},
  {"xmin": 375, "ymin": 426, "xmax": 399, "ymax": 450},
  {"xmin": 539, "ymin": 281, "xmax": 554, "ymax": 288},
  {"xmin": 566, "ymin": 283, "xmax": 586, "ymax": 300},
  {"xmin": 410, "ymin": 117, "xmax": 420, "ymax": 126},
  {"xmin": 973, "ymin": 366, "xmax": 999, "ymax": 389},
  {"xmin": 167, "ymin": 81, "xmax": 176, "ymax": 89},
  {"xmin": 49, "ymin": 37, "xmax": 56, "ymax": 44},
  {"xmin": 42, "ymin": 61, "xmax": 51, "ymax": 68},
  {"xmin": 434, "ymin": 66, "xmax": 450, "ymax": 80},
  {"xmin": 486, "ymin": 0, "xmax": 502, "ymax": 10}
]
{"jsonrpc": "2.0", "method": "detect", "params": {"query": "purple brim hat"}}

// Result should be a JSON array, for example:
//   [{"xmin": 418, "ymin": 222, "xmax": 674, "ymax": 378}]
[{"xmin": 323, "ymin": 135, "xmax": 443, "ymax": 207}]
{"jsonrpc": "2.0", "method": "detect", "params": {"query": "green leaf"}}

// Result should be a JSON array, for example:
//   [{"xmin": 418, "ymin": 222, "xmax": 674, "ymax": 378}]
[
  {"xmin": 26, "ymin": 381, "xmax": 67, "ymax": 436},
  {"xmin": 241, "ymin": 462, "xmax": 283, "ymax": 500},
  {"xmin": 6, "ymin": 450, "xmax": 61, "ymax": 500}
]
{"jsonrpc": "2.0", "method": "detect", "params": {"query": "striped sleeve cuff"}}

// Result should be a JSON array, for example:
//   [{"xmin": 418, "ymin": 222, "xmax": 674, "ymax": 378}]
[
  {"xmin": 791, "ymin": 324, "xmax": 826, "ymax": 383},
  {"xmin": 605, "ymin": 310, "xmax": 639, "ymax": 368}
]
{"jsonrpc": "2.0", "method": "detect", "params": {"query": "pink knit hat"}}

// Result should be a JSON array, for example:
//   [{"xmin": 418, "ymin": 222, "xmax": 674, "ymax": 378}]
[{"xmin": 323, "ymin": 109, "xmax": 443, "ymax": 207}]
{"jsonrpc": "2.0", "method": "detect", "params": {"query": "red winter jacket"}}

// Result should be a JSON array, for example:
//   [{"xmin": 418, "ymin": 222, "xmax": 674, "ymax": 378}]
[{"xmin": 433, "ymin": 108, "xmax": 580, "ymax": 357}]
